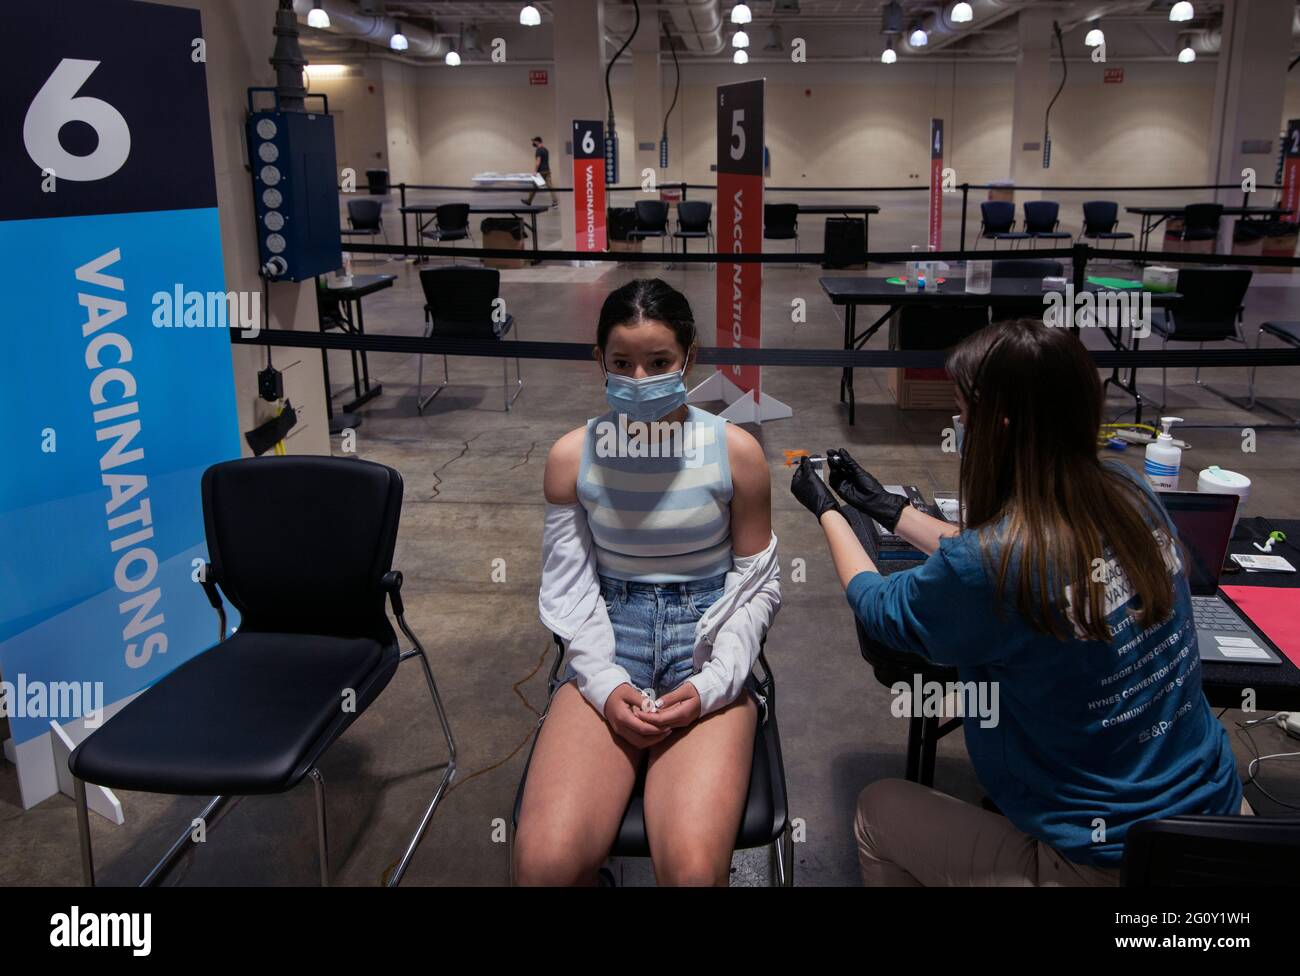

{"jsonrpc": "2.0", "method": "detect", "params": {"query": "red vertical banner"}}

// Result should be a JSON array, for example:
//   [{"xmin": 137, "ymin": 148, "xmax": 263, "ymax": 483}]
[
  {"xmin": 716, "ymin": 80, "xmax": 765, "ymax": 403},
  {"xmin": 572, "ymin": 119, "xmax": 606, "ymax": 252},
  {"xmin": 928, "ymin": 118, "xmax": 944, "ymax": 250},
  {"xmin": 1282, "ymin": 119, "xmax": 1300, "ymax": 222}
]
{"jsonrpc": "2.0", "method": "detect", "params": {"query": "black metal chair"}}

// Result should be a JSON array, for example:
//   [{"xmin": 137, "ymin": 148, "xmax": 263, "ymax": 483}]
[
  {"xmin": 1122, "ymin": 814, "xmax": 1300, "ymax": 885},
  {"xmin": 989, "ymin": 259, "xmax": 1064, "ymax": 322},
  {"xmin": 512, "ymin": 634, "xmax": 793, "ymax": 886},
  {"xmin": 1145, "ymin": 267, "xmax": 1252, "ymax": 411},
  {"xmin": 420, "ymin": 203, "xmax": 472, "ymax": 263},
  {"xmin": 417, "ymin": 266, "xmax": 522, "ymax": 413},
  {"xmin": 627, "ymin": 200, "xmax": 670, "ymax": 253},
  {"xmin": 1023, "ymin": 201, "xmax": 1071, "ymax": 248},
  {"xmin": 763, "ymin": 203, "xmax": 800, "ymax": 254},
  {"xmin": 975, "ymin": 200, "xmax": 1030, "ymax": 249},
  {"xmin": 1079, "ymin": 200, "xmax": 1134, "ymax": 249},
  {"xmin": 1246, "ymin": 320, "xmax": 1300, "ymax": 426},
  {"xmin": 342, "ymin": 199, "xmax": 387, "ymax": 255},
  {"xmin": 1166, "ymin": 202, "xmax": 1223, "ymax": 251},
  {"xmin": 67, "ymin": 457, "xmax": 456, "ymax": 887},
  {"xmin": 607, "ymin": 206, "xmax": 637, "ymax": 243},
  {"xmin": 673, "ymin": 201, "xmax": 714, "ymax": 265}
]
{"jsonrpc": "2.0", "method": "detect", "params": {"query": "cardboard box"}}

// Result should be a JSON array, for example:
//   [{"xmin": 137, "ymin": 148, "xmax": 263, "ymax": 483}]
[
  {"xmin": 482, "ymin": 228, "xmax": 527, "ymax": 269},
  {"xmin": 609, "ymin": 238, "xmax": 643, "ymax": 254},
  {"xmin": 887, "ymin": 366, "xmax": 957, "ymax": 410}
]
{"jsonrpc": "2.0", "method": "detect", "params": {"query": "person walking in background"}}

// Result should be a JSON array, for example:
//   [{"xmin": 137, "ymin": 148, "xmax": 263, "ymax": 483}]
[{"xmin": 523, "ymin": 135, "xmax": 559, "ymax": 210}]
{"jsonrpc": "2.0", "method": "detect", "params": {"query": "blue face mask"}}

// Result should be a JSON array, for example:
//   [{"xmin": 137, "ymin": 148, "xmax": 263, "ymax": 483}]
[{"xmin": 603, "ymin": 367, "xmax": 689, "ymax": 422}]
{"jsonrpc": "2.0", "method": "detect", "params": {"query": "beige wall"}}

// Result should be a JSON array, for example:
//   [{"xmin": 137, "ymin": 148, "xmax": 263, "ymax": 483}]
[
  {"xmin": 394, "ymin": 57, "xmax": 1239, "ymax": 193},
  {"xmin": 307, "ymin": 64, "xmax": 389, "ymax": 177}
]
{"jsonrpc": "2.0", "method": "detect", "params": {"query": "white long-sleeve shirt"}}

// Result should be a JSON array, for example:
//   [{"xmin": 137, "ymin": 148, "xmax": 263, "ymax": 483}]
[{"xmin": 538, "ymin": 501, "xmax": 781, "ymax": 716}]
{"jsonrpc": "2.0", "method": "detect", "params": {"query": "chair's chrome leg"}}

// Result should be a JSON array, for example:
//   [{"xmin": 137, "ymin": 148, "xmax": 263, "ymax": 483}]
[
  {"xmin": 75, "ymin": 778, "xmax": 95, "ymax": 887},
  {"xmin": 417, "ymin": 354, "xmax": 450, "ymax": 415},
  {"xmin": 388, "ymin": 615, "xmax": 458, "ymax": 887},
  {"xmin": 140, "ymin": 794, "xmax": 229, "ymax": 887},
  {"xmin": 771, "ymin": 824, "xmax": 794, "ymax": 887},
  {"xmin": 310, "ymin": 767, "xmax": 329, "ymax": 887}
]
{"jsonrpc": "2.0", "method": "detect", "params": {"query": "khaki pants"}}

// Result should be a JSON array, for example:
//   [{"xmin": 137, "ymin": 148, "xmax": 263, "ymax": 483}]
[
  {"xmin": 525, "ymin": 170, "xmax": 558, "ymax": 208},
  {"xmin": 854, "ymin": 778, "xmax": 1253, "ymax": 887}
]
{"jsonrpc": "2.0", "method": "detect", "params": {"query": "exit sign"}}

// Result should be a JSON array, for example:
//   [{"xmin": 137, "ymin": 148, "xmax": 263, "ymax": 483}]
[
  {"xmin": 529, "ymin": 70, "xmax": 548, "ymax": 85},
  {"xmin": 1104, "ymin": 68, "xmax": 1124, "ymax": 84}
]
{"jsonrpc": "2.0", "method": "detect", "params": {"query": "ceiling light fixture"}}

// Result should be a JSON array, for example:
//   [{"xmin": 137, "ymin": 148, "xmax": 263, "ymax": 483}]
[
  {"xmin": 307, "ymin": 1, "xmax": 330, "ymax": 29},
  {"xmin": 520, "ymin": 4, "xmax": 541, "ymax": 27},
  {"xmin": 1169, "ymin": 2, "xmax": 1194, "ymax": 23},
  {"xmin": 951, "ymin": 2, "xmax": 973, "ymax": 24},
  {"xmin": 733, "ymin": 48, "xmax": 749, "ymax": 63},
  {"xmin": 731, "ymin": 3, "xmax": 752, "ymax": 25},
  {"xmin": 390, "ymin": 22, "xmax": 409, "ymax": 51}
]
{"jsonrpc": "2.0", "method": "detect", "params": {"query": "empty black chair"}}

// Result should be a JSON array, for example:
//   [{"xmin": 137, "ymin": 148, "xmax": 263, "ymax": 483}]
[
  {"xmin": 627, "ymin": 200, "xmax": 670, "ymax": 252},
  {"xmin": 1246, "ymin": 320, "xmax": 1300, "ymax": 425},
  {"xmin": 512, "ymin": 635, "xmax": 793, "ymax": 885},
  {"xmin": 1080, "ymin": 200, "xmax": 1134, "ymax": 249},
  {"xmin": 1023, "ymin": 201, "xmax": 1071, "ymax": 247},
  {"xmin": 764, "ymin": 203, "xmax": 800, "ymax": 253},
  {"xmin": 989, "ymin": 259, "xmax": 1065, "ymax": 322},
  {"xmin": 1167, "ymin": 202, "xmax": 1223, "ymax": 250},
  {"xmin": 673, "ymin": 200, "xmax": 714, "ymax": 263},
  {"xmin": 1145, "ymin": 266, "xmax": 1252, "ymax": 410},
  {"xmin": 976, "ymin": 200, "xmax": 1030, "ymax": 249},
  {"xmin": 420, "ymin": 203, "xmax": 473, "ymax": 263},
  {"xmin": 417, "ymin": 266, "xmax": 522, "ymax": 413},
  {"xmin": 991, "ymin": 258, "xmax": 1064, "ymax": 279},
  {"xmin": 68, "ymin": 456, "xmax": 455, "ymax": 886},
  {"xmin": 607, "ymin": 207, "xmax": 637, "ymax": 243},
  {"xmin": 1122, "ymin": 814, "xmax": 1300, "ymax": 885},
  {"xmin": 342, "ymin": 198, "xmax": 387, "ymax": 253}
]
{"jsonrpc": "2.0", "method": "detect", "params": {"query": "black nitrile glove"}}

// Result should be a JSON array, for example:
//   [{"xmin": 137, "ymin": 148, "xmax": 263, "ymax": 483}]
[
  {"xmin": 791, "ymin": 457, "xmax": 840, "ymax": 521},
  {"xmin": 827, "ymin": 447, "xmax": 907, "ymax": 531}
]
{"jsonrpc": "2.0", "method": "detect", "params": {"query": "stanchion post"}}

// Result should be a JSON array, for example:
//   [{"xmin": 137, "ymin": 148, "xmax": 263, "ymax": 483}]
[
  {"xmin": 399, "ymin": 182, "xmax": 409, "ymax": 258},
  {"xmin": 1071, "ymin": 242, "xmax": 1088, "ymax": 334},
  {"xmin": 959, "ymin": 183, "xmax": 969, "ymax": 253}
]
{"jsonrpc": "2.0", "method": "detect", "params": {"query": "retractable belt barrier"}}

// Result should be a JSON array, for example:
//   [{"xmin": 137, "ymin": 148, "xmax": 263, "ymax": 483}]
[{"xmin": 233, "ymin": 238, "xmax": 1300, "ymax": 370}]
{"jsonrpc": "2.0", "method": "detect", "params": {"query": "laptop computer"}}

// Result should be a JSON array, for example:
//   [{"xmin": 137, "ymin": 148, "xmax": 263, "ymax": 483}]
[{"xmin": 1161, "ymin": 491, "xmax": 1283, "ymax": 665}]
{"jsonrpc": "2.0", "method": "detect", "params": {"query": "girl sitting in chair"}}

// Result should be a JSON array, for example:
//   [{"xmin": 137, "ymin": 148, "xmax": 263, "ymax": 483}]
[{"xmin": 516, "ymin": 278, "xmax": 780, "ymax": 886}]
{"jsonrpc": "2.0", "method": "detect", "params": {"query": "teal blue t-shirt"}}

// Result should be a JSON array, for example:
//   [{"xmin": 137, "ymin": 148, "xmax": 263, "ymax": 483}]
[{"xmin": 845, "ymin": 468, "xmax": 1242, "ymax": 866}]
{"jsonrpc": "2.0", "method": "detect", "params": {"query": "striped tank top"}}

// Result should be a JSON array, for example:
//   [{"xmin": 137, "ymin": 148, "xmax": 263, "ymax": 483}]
[{"xmin": 576, "ymin": 404, "xmax": 733, "ymax": 583}]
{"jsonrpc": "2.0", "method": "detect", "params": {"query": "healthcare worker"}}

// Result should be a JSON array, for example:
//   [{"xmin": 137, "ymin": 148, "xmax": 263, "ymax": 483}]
[{"xmin": 790, "ymin": 316, "xmax": 1246, "ymax": 886}]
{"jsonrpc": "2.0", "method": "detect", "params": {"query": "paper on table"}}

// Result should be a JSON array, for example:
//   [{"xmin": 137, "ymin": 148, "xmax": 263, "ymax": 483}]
[{"xmin": 1220, "ymin": 585, "xmax": 1300, "ymax": 667}]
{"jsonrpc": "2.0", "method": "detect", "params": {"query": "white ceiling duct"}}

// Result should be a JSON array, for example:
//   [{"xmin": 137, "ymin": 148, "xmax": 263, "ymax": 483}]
[{"xmin": 292, "ymin": 0, "xmax": 449, "ymax": 58}]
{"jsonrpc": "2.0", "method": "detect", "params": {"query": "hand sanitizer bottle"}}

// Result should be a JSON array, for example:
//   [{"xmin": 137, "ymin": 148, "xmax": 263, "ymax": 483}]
[{"xmin": 1144, "ymin": 416, "xmax": 1184, "ymax": 490}]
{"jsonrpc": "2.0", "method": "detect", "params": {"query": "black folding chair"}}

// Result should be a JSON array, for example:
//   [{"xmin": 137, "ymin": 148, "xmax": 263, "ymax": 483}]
[
  {"xmin": 421, "ymin": 203, "xmax": 473, "ymax": 263},
  {"xmin": 342, "ymin": 199, "xmax": 388, "ymax": 258},
  {"xmin": 417, "ymin": 266, "xmax": 522, "ymax": 413},
  {"xmin": 627, "ymin": 200, "xmax": 670, "ymax": 253},
  {"xmin": 512, "ymin": 634, "xmax": 794, "ymax": 886},
  {"xmin": 1023, "ymin": 201, "xmax": 1071, "ymax": 248},
  {"xmin": 1245, "ymin": 320, "xmax": 1300, "ymax": 426},
  {"xmin": 673, "ymin": 201, "xmax": 715, "ymax": 265},
  {"xmin": 68, "ymin": 457, "xmax": 456, "ymax": 886},
  {"xmin": 763, "ymin": 203, "xmax": 800, "ymax": 254},
  {"xmin": 1122, "ymin": 814, "xmax": 1300, "ymax": 885},
  {"xmin": 1079, "ymin": 200, "xmax": 1134, "ymax": 250},
  {"xmin": 1144, "ymin": 266, "xmax": 1252, "ymax": 412},
  {"xmin": 976, "ymin": 200, "xmax": 1031, "ymax": 249}
]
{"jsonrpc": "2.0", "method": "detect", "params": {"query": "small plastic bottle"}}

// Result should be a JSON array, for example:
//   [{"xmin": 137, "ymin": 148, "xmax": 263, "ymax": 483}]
[
  {"xmin": 1144, "ymin": 416, "xmax": 1184, "ymax": 490},
  {"xmin": 905, "ymin": 245, "xmax": 920, "ymax": 293}
]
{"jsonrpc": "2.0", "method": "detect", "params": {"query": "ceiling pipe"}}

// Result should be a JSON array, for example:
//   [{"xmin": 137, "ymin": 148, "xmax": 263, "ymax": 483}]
[
  {"xmin": 899, "ymin": 0, "xmax": 1027, "ymax": 55},
  {"xmin": 606, "ymin": 0, "xmax": 725, "ymax": 56},
  {"xmin": 291, "ymin": 0, "xmax": 449, "ymax": 58}
]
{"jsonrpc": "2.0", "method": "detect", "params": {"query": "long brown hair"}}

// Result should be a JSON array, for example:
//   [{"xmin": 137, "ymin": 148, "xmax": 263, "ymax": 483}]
[{"xmin": 947, "ymin": 317, "xmax": 1174, "ymax": 642}]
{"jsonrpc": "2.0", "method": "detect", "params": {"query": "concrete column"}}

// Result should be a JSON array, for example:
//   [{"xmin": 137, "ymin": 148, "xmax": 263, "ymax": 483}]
[
  {"xmin": 159, "ymin": 0, "xmax": 330, "ymax": 456},
  {"xmin": 1207, "ymin": 0, "xmax": 1295, "ymax": 246},
  {"xmin": 1007, "ymin": 5, "xmax": 1057, "ymax": 199},
  {"xmin": 632, "ymin": 19, "xmax": 664, "ymax": 201},
  {"xmin": 551, "ymin": 0, "xmax": 607, "ymax": 252}
]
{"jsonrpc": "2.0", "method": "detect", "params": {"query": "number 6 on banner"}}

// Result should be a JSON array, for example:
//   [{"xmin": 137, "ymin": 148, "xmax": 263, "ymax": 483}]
[
  {"xmin": 23, "ymin": 59, "xmax": 131, "ymax": 181},
  {"xmin": 581, "ymin": 129, "xmax": 595, "ymax": 154}
]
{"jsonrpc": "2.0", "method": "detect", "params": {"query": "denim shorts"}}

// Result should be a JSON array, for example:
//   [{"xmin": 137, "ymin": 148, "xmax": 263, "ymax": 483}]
[{"xmin": 560, "ymin": 572, "xmax": 728, "ymax": 698}]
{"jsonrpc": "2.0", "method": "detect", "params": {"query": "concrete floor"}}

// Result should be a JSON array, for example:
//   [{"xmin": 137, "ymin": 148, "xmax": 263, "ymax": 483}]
[{"xmin": 4, "ymin": 205, "xmax": 1300, "ymax": 886}]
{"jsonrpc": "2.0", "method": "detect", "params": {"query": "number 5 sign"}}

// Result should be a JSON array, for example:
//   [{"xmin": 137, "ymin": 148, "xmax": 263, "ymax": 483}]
[
  {"xmin": 0, "ymin": 0, "xmax": 241, "ymax": 813},
  {"xmin": 690, "ymin": 79, "xmax": 791, "ymax": 424}
]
